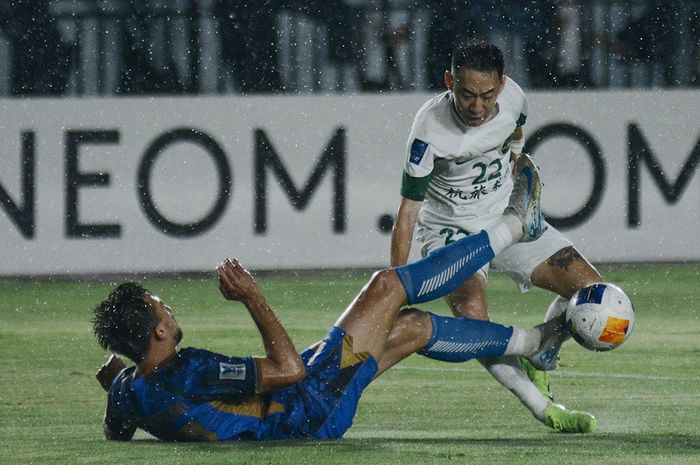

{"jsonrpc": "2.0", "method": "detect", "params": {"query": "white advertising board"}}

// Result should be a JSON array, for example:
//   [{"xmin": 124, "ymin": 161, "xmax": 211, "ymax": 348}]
[{"xmin": 0, "ymin": 90, "xmax": 698, "ymax": 275}]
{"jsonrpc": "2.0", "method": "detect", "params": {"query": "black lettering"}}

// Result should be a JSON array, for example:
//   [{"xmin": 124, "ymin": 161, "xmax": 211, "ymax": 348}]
[
  {"xmin": 0, "ymin": 131, "xmax": 35, "ymax": 238},
  {"xmin": 138, "ymin": 128, "xmax": 231, "ymax": 237},
  {"xmin": 65, "ymin": 130, "xmax": 121, "ymax": 238},
  {"xmin": 525, "ymin": 123, "xmax": 606, "ymax": 230},
  {"xmin": 627, "ymin": 123, "xmax": 700, "ymax": 227},
  {"xmin": 254, "ymin": 128, "xmax": 346, "ymax": 234}
]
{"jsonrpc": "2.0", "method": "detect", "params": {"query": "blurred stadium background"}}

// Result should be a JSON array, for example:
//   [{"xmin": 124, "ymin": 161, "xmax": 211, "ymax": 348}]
[{"xmin": 0, "ymin": 0, "xmax": 698, "ymax": 96}]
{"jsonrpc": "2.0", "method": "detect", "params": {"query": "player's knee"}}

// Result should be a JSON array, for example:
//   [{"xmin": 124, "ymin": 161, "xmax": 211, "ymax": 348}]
[
  {"xmin": 395, "ymin": 308, "xmax": 432, "ymax": 342},
  {"xmin": 446, "ymin": 293, "xmax": 488, "ymax": 320},
  {"xmin": 367, "ymin": 269, "xmax": 400, "ymax": 296},
  {"xmin": 448, "ymin": 299, "xmax": 490, "ymax": 320},
  {"xmin": 445, "ymin": 275, "xmax": 489, "ymax": 320}
]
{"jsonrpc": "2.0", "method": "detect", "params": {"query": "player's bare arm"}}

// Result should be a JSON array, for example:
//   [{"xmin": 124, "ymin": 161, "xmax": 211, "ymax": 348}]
[
  {"xmin": 216, "ymin": 258, "xmax": 305, "ymax": 392},
  {"xmin": 390, "ymin": 197, "xmax": 422, "ymax": 266},
  {"xmin": 510, "ymin": 126, "xmax": 524, "ymax": 159},
  {"xmin": 96, "ymin": 354, "xmax": 127, "ymax": 392}
]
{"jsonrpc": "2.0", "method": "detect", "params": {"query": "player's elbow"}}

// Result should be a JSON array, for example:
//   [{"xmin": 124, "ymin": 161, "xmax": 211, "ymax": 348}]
[
  {"xmin": 259, "ymin": 352, "xmax": 306, "ymax": 392},
  {"xmin": 285, "ymin": 353, "xmax": 306, "ymax": 384},
  {"xmin": 269, "ymin": 356, "xmax": 306, "ymax": 389}
]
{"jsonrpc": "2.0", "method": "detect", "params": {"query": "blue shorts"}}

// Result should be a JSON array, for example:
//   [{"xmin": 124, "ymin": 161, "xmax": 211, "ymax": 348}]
[{"xmin": 296, "ymin": 326, "xmax": 378, "ymax": 439}]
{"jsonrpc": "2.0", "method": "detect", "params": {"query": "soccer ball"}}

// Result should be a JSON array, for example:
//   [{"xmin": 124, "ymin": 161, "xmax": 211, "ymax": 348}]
[{"xmin": 566, "ymin": 283, "xmax": 635, "ymax": 352}]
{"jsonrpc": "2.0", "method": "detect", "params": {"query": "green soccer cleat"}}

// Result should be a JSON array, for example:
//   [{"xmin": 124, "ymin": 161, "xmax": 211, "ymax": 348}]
[
  {"xmin": 521, "ymin": 357, "xmax": 553, "ymax": 400},
  {"xmin": 543, "ymin": 403, "xmax": 598, "ymax": 434}
]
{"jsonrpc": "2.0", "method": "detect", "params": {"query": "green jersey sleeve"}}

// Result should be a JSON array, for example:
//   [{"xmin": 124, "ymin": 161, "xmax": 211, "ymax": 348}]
[{"xmin": 400, "ymin": 171, "xmax": 432, "ymax": 201}]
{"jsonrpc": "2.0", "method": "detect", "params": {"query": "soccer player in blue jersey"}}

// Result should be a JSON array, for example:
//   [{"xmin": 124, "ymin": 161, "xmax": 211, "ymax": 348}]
[{"xmin": 93, "ymin": 157, "xmax": 594, "ymax": 441}]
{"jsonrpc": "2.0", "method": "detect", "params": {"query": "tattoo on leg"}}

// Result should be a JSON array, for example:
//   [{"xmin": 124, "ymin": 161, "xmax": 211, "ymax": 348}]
[{"xmin": 546, "ymin": 247, "xmax": 584, "ymax": 271}]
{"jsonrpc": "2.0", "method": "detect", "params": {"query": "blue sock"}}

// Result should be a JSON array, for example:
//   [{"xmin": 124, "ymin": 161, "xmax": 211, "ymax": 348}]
[
  {"xmin": 394, "ymin": 230, "xmax": 494, "ymax": 304},
  {"xmin": 419, "ymin": 313, "xmax": 513, "ymax": 362}
]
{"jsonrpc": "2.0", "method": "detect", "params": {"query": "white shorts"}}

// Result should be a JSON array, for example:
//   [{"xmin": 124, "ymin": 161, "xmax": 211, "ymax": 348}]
[{"xmin": 418, "ymin": 221, "xmax": 573, "ymax": 292}]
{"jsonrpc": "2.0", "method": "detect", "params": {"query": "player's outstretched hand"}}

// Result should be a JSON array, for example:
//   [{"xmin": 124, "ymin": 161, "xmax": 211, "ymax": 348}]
[
  {"xmin": 96, "ymin": 354, "xmax": 126, "ymax": 392},
  {"xmin": 216, "ymin": 258, "xmax": 262, "ymax": 304}
]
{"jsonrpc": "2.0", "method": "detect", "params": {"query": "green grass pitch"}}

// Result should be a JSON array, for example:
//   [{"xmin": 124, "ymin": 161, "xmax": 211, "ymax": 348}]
[{"xmin": 1, "ymin": 266, "xmax": 699, "ymax": 465}]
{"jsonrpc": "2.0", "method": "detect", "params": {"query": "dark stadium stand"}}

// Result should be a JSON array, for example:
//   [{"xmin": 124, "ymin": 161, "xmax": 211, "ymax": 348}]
[{"xmin": 0, "ymin": 0, "xmax": 698, "ymax": 96}]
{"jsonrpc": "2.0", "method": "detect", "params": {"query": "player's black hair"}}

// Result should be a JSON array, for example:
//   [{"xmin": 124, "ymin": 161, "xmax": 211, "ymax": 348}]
[
  {"xmin": 92, "ymin": 283, "xmax": 158, "ymax": 363},
  {"xmin": 451, "ymin": 40, "xmax": 505, "ymax": 78}
]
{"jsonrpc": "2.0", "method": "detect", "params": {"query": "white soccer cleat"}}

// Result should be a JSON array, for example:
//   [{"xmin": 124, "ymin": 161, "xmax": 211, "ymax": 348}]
[
  {"xmin": 505, "ymin": 153, "xmax": 545, "ymax": 242},
  {"xmin": 528, "ymin": 313, "xmax": 571, "ymax": 371}
]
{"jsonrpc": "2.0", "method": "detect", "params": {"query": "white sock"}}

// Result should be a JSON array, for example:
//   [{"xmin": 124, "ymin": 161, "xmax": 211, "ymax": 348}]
[
  {"xmin": 480, "ymin": 356, "xmax": 550, "ymax": 421},
  {"xmin": 504, "ymin": 326, "xmax": 540, "ymax": 356},
  {"xmin": 485, "ymin": 214, "xmax": 523, "ymax": 256}
]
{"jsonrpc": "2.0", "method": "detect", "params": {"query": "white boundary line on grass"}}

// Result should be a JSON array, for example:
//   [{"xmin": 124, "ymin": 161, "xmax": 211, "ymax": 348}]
[{"xmin": 393, "ymin": 364, "xmax": 700, "ymax": 382}]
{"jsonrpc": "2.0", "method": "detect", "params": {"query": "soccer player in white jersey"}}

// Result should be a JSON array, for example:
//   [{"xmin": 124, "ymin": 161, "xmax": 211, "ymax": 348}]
[{"xmin": 390, "ymin": 40, "xmax": 602, "ymax": 432}]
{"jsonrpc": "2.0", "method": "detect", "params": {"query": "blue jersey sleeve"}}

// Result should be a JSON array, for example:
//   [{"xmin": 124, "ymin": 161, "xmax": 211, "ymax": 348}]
[{"xmin": 168, "ymin": 348, "xmax": 259, "ymax": 401}]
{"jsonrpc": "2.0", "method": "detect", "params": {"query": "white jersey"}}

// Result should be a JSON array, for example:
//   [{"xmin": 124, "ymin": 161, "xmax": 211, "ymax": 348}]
[{"xmin": 401, "ymin": 77, "xmax": 528, "ymax": 234}]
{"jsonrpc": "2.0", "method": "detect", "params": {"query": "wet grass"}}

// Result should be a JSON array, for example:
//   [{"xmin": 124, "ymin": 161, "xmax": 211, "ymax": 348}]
[{"xmin": 1, "ymin": 265, "xmax": 699, "ymax": 465}]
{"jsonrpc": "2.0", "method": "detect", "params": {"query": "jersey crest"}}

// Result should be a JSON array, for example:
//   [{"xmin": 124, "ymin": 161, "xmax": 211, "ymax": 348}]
[{"xmin": 409, "ymin": 138, "xmax": 429, "ymax": 165}]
